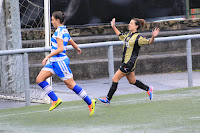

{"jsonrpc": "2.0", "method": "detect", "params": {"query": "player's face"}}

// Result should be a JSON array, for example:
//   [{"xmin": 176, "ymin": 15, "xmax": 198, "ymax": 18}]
[
  {"xmin": 51, "ymin": 16, "xmax": 60, "ymax": 28},
  {"xmin": 128, "ymin": 20, "xmax": 138, "ymax": 32}
]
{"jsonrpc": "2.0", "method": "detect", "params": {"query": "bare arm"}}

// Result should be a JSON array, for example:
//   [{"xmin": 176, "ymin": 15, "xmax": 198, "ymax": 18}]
[
  {"xmin": 111, "ymin": 18, "xmax": 121, "ymax": 36},
  {"xmin": 149, "ymin": 27, "xmax": 160, "ymax": 44},
  {"xmin": 42, "ymin": 38, "xmax": 64, "ymax": 66},
  {"xmin": 68, "ymin": 39, "xmax": 82, "ymax": 54}
]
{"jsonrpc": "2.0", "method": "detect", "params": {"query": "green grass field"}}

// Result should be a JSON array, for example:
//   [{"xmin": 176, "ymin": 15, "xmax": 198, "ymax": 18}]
[{"xmin": 0, "ymin": 87, "xmax": 200, "ymax": 133}]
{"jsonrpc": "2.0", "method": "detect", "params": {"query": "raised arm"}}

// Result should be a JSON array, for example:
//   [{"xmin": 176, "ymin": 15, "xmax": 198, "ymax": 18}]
[
  {"xmin": 111, "ymin": 18, "xmax": 121, "ymax": 36},
  {"xmin": 149, "ymin": 27, "xmax": 160, "ymax": 44}
]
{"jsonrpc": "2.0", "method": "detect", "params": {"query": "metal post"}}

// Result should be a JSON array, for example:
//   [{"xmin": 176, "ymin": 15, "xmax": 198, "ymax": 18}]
[
  {"xmin": 44, "ymin": 0, "xmax": 51, "ymax": 104},
  {"xmin": 44, "ymin": 0, "xmax": 51, "ymax": 47},
  {"xmin": 186, "ymin": 39, "xmax": 193, "ymax": 87},
  {"xmin": 186, "ymin": 0, "xmax": 190, "ymax": 19},
  {"xmin": 23, "ymin": 53, "xmax": 31, "ymax": 106},
  {"xmin": 108, "ymin": 45, "xmax": 114, "ymax": 85}
]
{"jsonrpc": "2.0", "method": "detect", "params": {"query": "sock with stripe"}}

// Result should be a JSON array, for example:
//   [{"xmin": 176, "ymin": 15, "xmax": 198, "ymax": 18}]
[
  {"xmin": 38, "ymin": 81, "xmax": 58, "ymax": 101},
  {"xmin": 133, "ymin": 80, "xmax": 149, "ymax": 91},
  {"xmin": 73, "ymin": 85, "xmax": 92, "ymax": 105}
]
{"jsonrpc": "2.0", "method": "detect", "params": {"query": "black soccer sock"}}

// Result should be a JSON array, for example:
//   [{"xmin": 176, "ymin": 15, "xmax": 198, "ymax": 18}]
[
  {"xmin": 107, "ymin": 82, "xmax": 118, "ymax": 101},
  {"xmin": 134, "ymin": 80, "xmax": 149, "ymax": 91}
]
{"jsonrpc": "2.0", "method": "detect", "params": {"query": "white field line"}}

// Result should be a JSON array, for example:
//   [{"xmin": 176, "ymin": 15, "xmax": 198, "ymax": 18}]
[
  {"xmin": 0, "ymin": 105, "xmax": 85, "ymax": 118},
  {"xmin": 0, "ymin": 98, "xmax": 147, "ymax": 118},
  {"xmin": 0, "ymin": 89, "xmax": 199, "ymax": 118}
]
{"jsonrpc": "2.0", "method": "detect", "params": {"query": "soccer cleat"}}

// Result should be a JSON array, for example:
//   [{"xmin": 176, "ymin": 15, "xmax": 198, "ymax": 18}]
[
  {"xmin": 97, "ymin": 97, "xmax": 110, "ymax": 105},
  {"xmin": 88, "ymin": 99, "xmax": 96, "ymax": 116},
  {"xmin": 49, "ymin": 98, "xmax": 62, "ymax": 111},
  {"xmin": 147, "ymin": 86, "xmax": 153, "ymax": 100}
]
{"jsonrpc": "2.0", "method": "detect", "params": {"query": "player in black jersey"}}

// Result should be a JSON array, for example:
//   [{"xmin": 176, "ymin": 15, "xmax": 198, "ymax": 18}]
[{"xmin": 98, "ymin": 18, "xmax": 159, "ymax": 105}]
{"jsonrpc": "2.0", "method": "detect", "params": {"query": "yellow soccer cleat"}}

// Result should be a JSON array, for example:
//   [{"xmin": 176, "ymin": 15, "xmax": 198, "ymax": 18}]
[
  {"xmin": 88, "ymin": 99, "xmax": 96, "ymax": 116},
  {"xmin": 49, "ymin": 98, "xmax": 62, "ymax": 111}
]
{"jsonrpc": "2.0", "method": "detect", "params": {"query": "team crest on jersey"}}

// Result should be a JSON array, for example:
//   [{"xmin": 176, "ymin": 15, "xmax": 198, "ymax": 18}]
[
  {"xmin": 125, "ymin": 42, "xmax": 129, "ymax": 47},
  {"xmin": 126, "ymin": 37, "xmax": 130, "ymax": 42},
  {"xmin": 125, "ymin": 36, "xmax": 131, "ymax": 47},
  {"xmin": 124, "ymin": 41, "xmax": 132, "ymax": 48}
]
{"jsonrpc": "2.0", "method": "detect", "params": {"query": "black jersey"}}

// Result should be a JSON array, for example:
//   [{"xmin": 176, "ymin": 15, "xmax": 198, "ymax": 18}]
[{"xmin": 118, "ymin": 32, "xmax": 149, "ymax": 64}]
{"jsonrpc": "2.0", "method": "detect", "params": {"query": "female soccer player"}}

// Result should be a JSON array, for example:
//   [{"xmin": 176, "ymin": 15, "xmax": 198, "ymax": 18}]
[
  {"xmin": 36, "ymin": 11, "xmax": 96, "ymax": 115},
  {"xmin": 98, "ymin": 18, "xmax": 160, "ymax": 105}
]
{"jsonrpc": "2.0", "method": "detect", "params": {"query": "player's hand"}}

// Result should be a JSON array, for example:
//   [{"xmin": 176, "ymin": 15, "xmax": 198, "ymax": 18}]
[
  {"xmin": 111, "ymin": 18, "xmax": 116, "ymax": 28},
  {"xmin": 77, "ymin": 47, "xmax": 82, "ymax": 54},
  {"xmin": 42, "ymin": 56, "xmax": 49, "ymax": 66},
  {"xmin": 152, "ymin": 27, "xmax": 160, "ymax": 37}
]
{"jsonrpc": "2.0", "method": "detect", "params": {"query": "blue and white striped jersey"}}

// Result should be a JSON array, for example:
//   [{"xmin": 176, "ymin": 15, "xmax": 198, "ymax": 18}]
[{"xmin": 50, "ymin": 25, "xmax": 71, "ymax": 62}]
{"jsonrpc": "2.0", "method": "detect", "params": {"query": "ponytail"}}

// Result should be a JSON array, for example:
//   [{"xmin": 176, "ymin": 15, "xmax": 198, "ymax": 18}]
[
  {"xmin": 139, "ymin": 19, "xmax": 145, "ymax": 29},
  {"xmin": 132, "ymin": 18, "xmax": 146, "ymax": 30}
]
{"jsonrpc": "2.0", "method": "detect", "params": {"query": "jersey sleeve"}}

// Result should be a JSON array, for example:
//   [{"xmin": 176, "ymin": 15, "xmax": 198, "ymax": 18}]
[
  {"xmin": 63, "ymin": 32, "xmax": 71, "ymax": 42},
  {"xmin": 138, "ymin": 36, "xmax": 150, "ymax": 46},
  {"xmin": 63, "ymin": 29, "xmax": 71, "ymax": 42},
  {"xmin": 118, "ymin": 33, "xmax": 127, "ymax": 41},
  {"xmin": 56, "ymin": 29, "xmax": 71, "ymax": 42}
]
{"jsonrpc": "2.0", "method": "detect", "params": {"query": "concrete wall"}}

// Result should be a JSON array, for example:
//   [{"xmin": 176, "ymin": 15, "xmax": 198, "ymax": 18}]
[{"xmin": 21, "ymin": 18, "xmax": 200, "ymax": 40}]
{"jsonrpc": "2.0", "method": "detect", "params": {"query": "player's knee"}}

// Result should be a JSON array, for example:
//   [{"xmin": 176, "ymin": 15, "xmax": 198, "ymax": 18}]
[
  {"xmin": 66, "ymin": 84, "xmax": 71, "ymax": 89},
  {"xmin": 64, "ymin": 82, "xmax": 74, "ymax": 90},
  {"xmin": 128, "ymin": 79, "xmax": 136, "ymax": 84},
  {"xmin": 64, "ymin": 78, "xmax": 76, "ymax": 90},
  {"xmin": 112, "ymin": 77, "xmax": 118, "ymax": 83}
]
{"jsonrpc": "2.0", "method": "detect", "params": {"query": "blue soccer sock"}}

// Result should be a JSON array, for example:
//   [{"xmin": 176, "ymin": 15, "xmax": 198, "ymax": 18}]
[
  {"xmin": 38, "ymin": 81, "xmax": 58, "ymax": 101},
  {"xmin": 73, "ymin": 85, "xmax": 92, "ymax": 105}
]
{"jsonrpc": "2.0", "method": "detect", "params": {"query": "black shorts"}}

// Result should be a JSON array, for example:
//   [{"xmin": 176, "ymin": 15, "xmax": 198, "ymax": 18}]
[{"xmin": 119, "ymin": 62, "xmax": 136, "ymax": 74}]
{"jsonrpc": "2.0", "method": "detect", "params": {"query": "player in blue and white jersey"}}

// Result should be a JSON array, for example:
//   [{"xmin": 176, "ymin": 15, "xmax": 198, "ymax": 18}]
[{"xmin": 36, "ymin": 11, "xmax": 96, "ymax": 115}]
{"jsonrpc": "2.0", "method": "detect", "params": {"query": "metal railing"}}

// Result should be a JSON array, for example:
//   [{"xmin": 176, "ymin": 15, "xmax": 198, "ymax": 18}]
[{"xmin": 0, "ymin": 34, "xmax": 200, "ymax": 106}]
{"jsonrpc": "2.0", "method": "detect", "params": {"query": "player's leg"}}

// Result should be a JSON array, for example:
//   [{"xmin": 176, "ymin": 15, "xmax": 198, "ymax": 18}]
[
  {"xmin": 36, "ymin": 68, "xmax": 62, "ymax": 111},
  {"xmin": 55, "ymin": 58, "xmax": 93, "ymax": 106},
  {"xmin": 55, "ymin": 58, "xmax": 96, "ymax": 115},
  {"xmin": 64, "ymin": 78, "xmax": 96, "ymax": 116},
  {"xmin": 126, "ymin": 71, "xmax": 153, "ymax": 100},
  {"xmin": 98, "ymin": 69, "xmax": 126, "ymax": 104},
  {"xmin": 64, "ymin": 78, "xmax": 92, "ymax": 105}
]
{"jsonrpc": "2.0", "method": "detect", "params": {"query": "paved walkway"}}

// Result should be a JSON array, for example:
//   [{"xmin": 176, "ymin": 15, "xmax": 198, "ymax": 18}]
[{"xmin": 0, "ymin": 71, "xmax": 200, "ymax": 109}]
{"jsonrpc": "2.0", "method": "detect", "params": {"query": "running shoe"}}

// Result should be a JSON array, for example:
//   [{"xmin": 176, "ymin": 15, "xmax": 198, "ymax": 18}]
[
  {"xmin": 147, "ymin": 86, "xmax": 153, "ymax": 100},
  {"xmin": 97, "ymin": 97, "xmax": 110, "ymax": 105},
  {"xmin": 49, "ymin": 98, "xmax": 62, "ymax": 111},
  {"xmin": 88, "ymin": 99, "xmax": 96, "ymax": 116}
]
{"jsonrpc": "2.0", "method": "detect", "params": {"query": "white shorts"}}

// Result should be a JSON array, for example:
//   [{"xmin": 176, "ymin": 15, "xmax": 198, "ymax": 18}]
[{"xmin": 42, "ymin": 58, "xmax": 73, "ymax": 81}]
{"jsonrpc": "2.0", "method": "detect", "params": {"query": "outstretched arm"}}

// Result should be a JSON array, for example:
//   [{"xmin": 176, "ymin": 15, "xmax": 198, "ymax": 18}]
[
  {"xmin": 111, "ymin": 18, "xmax": 121, "ymax": 36},
  {"xmin": 68, "ymin": 39, "xmax": 82, "ymax": 54},
  {"xmin": 149, "ymin": 27, "xmax": 160, "ymax": 44}
]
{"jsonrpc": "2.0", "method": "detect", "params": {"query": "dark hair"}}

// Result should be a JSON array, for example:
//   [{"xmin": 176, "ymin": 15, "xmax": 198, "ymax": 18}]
[
  {"xmin": 52, "ymin": 11, "xmax": 66, "ymax": 24},
  {"xmin": 131, "ymin": 18, "xmax": 145, "ymax": 30}
]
